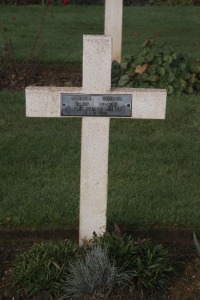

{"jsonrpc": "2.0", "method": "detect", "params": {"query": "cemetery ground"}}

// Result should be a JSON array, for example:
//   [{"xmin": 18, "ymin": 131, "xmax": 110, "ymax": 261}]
[
  {"xmin": 1, "ymin": 67, "xmax": 200, "ymax": 300},
  {"xmin": 0, "ymin": 4, "xmax": 200, "ymax": 300}
]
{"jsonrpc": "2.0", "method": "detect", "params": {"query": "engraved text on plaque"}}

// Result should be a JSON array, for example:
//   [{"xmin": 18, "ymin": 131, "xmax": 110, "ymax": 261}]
[{"xmin": 61, "ymin": 94, "xmax": 132, "ymax": 117}]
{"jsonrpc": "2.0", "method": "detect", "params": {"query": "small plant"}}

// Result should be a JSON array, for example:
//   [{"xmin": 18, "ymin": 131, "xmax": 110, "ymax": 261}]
[
  {"xmin": 112, "ymin": 38, "xmax": 200, "ymax": 95},
  {"xmin": 61, "ymin": 245, "xmax": 133, "ymax": 300},
  {"xmin": 12, "ymin": 240, "xmax": 80, "ymax": 299},
  {"xmin": 0, "ymin": 5, "xmax": 47, "ymax": 87},
  {"xmin": 133, "ymin": 241, "xmax": 174, "ymax": 292},
  {"xmin": 91, "ymin": 231, "xmax": 175, "ymax": 293},
  {"xmin": 92, "ymin": 231, "xmax": 138, "ymax": 270}
]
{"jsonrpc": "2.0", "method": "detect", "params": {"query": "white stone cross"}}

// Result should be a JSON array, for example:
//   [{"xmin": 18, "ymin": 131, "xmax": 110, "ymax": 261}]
[
  {"xmin": 104, "ymin": 0, "xmax": 123, "ymax": 62},
  {"xmin": 26, "ymin": 35, "xmax": 167, "ymax": 244}
]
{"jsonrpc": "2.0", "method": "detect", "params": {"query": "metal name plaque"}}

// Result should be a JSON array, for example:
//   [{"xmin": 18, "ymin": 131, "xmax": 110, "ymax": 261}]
[{"xmin": 61, "ymin": 94, "xmax": 132, "ymax": 117}]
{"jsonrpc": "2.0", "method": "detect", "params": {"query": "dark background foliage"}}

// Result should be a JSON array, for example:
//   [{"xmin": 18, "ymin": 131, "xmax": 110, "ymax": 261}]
[{"xmin": 0, "ymin": 0, "xmax": 199, "ymax": 6}]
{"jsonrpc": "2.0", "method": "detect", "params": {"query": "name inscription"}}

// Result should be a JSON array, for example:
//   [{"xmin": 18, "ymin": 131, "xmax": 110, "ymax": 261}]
[{"xmin": 61, "ymin": 94, "xmax": 132, "ymax": 117}]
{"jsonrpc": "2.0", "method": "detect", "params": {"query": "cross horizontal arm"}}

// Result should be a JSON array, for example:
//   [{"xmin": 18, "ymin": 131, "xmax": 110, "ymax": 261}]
[{"xmin": 26, "ymin": 86, "xmax": 166, "ymax": 120}]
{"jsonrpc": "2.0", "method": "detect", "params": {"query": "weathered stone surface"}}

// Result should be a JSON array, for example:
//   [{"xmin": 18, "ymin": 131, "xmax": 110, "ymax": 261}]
[
  {"xmin": 104, "ymin": 0, "xmax": 123, "ymax": 62},
  {"xmin": 26, "ymin": 86, "xmax": 166, "ymax": 120}
]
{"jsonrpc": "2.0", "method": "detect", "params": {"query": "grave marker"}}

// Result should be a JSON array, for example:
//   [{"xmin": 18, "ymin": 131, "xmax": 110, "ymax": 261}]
[
  {"xmin": 104, "ymin": 0, "xmax": 123, "ymax": 62},
  {"xmin": 26, "ymin": 35, "xmax": 167, "ymax": 245}
]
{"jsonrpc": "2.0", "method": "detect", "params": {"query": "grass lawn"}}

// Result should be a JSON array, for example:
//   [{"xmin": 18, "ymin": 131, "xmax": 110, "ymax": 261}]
[
  {"xmin": 0, "ymin": 91, "xmax": 200, "ymax": 228},
  {"xmin": 0, "ymin": 5, "xmax": 200, "ymax": 63},
  {"xmin": 0, "ymin": 5, "xmax": 200, "ymax": 229}
]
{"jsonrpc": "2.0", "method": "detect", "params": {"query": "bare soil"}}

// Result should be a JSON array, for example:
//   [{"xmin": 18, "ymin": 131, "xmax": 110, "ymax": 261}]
[
  {"xmin": 0, "ymin": 64, "xmax": 82, "ymax": 91},
  {"xmin": 1, "ymin": 65, "xmax": 200, "ymax": 299}
]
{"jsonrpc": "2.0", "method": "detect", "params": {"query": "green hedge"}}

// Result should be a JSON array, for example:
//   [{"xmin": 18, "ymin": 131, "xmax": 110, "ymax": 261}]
[
  {"xmin": 0, "ymin": 0, "xmax": 199, "ymax": 5},
  {"xmin": 111, "ymin": 38, "xmax": 200, "ymax": 95},
  {"xmin": 149, "ymin": 0, "xmax": 200, "ymax": 5}
]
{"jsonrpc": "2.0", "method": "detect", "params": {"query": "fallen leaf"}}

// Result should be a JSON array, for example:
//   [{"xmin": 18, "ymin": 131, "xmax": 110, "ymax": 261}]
[
  {"xmin": 52, "ymin": 261, "xmax": 61, "ymax": 270},
  {"xmin": 135, "ymin": 64, "xmax": 148, "ymax": 74}
]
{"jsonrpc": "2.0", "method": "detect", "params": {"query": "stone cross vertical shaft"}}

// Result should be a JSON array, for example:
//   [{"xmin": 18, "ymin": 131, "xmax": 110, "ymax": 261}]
[
  {"xmin": 80, "ymin": 36, "xmax": 111, "ymax": 243},
  {"xmin": 104, "ymin": 0, "xmax": 123, "ymax": 62},
  {"xmin": 26, "ymin": 35, "xmax": 167, "ymax": 245}
]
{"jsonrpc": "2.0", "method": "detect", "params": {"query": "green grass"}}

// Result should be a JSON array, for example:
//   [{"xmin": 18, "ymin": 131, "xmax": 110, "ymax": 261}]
[
  {"xmin": 123, "ymin": 6, "xmax": 200, "ymax": 60},
  {"xmin": 0, "ymin": 91, "xmax": 81, "ymax": 228},
  {"xmin": 0, "ymin": 5, "xmax": 200, "ymax": 63},
  {"xmin": 0, "ymin": 91, "xmax": 199, "ymax": 228},
  {"xmin": 108, "ymin": 95, "xmax": 200, "ymax": 226}
]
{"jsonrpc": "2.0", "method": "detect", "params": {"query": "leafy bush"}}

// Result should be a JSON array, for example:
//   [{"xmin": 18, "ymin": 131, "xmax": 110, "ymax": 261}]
[
  {"xmin": 149, "ymin": 0, "xmax": 200, "ymax": 4},
  {"xmin": 133, "ymin": 241, "xmax": 174, "ymax": 291},
  {"xmin": 112, "ymin": 38, "xmax": 200, "ymax": 95},
  {"xmin": 92, "ymin": 232, "xmax": 138, "ymax": 270},
  {"xmin": 12, "ymin": 240, "xmax": 80, "ymax": 298},
  {"xmin": 12, "ymin": 233, "xmax": 175, "ymax": 299},
  {"xmin": 0, "ymin": 0, "xmax": 104, "ymax": 4},
  {"xmin": 61, "ymin": 245, "xmax": 133, "ymax": 300},
  {"xmin": 92, "ymin": 232, "xmax": 175, "ymax": 293},
  {"xmin": 69, "ymin": 0, "xmax": 103, "ymax": 4},
  {"xmin": 149, "ymin": 0, "xmax": 193, "ymax": 5},
  {"xmin": 1, "ymin": 0, "xmax": 199, "ymax": 5}
]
